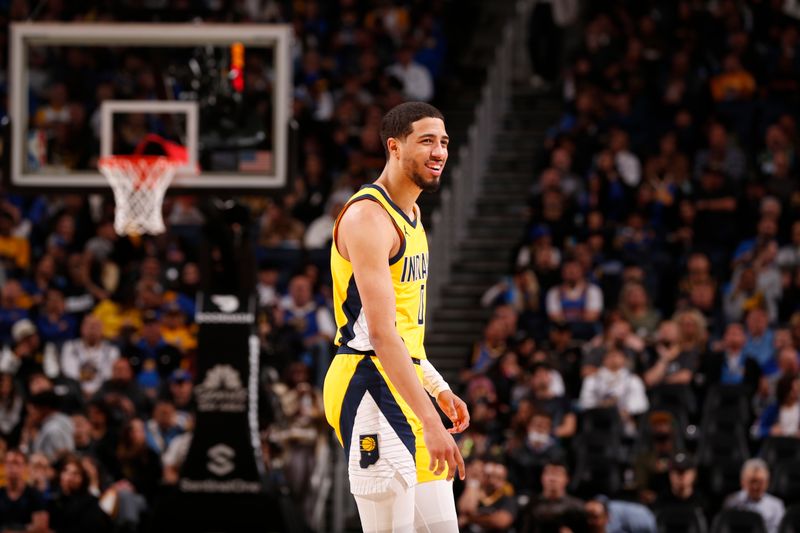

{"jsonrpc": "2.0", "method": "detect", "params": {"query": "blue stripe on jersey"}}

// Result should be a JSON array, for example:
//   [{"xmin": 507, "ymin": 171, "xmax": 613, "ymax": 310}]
[
  {"xmin": 362, "ymin": 184, "xmax": 418, "ymax": 229},
  {"xmin": 339, "ymin": 356, "xmax": 416, "ymax": 461},
  {"xmin": 337, "ymin": 275, "xmax": 362, "ymax": 346}
]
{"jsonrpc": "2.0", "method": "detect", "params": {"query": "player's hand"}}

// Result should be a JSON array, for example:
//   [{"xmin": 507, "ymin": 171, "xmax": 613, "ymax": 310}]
[
  {"xmin": 423, "ymin": 421, "xmax": 465, "ymax": 481},
  {"xmin": 436, "ymin": 390, "xmax": 470, "ymax": 434}
]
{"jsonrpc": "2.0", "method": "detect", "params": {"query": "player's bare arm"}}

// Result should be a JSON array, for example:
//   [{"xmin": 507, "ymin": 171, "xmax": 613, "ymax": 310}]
[{"xmin": 337, "ymin": 199, "xmax": 465, "ymax": 481}]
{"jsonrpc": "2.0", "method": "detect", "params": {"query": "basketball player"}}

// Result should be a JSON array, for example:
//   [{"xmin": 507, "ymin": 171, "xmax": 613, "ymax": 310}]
[{"xmin": 323, "ymin": 102, "xmax": 469, "ymax": 532}]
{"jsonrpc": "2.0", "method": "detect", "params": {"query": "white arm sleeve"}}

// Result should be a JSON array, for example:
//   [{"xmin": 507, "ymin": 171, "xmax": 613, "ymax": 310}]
[{"xmin": 420, "ymin": 359, "xmax": 450, "ymax": 398}]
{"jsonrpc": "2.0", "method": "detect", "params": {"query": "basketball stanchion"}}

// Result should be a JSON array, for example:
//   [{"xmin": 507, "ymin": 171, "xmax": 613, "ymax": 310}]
[{"xmin": 98, "ymin": 155, "xmax": 178, "ymax": 236}]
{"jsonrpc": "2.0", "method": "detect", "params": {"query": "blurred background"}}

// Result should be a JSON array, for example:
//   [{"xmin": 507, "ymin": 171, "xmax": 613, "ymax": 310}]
[{"xmin": 2, "ymin": 0, "xmax": 800, "ymax": 532}]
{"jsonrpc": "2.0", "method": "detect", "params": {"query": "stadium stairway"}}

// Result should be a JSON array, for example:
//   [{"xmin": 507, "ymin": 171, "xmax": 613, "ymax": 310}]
[
  {"xmin": 415, "ymin": 0, "xmax": 518, "ymax": 221},
  {"xmin": 426, "ymin": 88, "xmax": 562, "ymax": 384}
]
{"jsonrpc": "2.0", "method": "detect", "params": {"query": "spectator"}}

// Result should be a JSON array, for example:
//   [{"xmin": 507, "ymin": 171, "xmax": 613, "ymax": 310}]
[
  {"xmin": 633, "ymin": 411, "xmax": 680, "ymax": 504},
  {"xmin": 159, "ymin": 301, "xmax": 196, "ymax": 354},
  {"xmin": 723, "ymin": 458, "xmax": 785, "ymax": 533},
  {"xmin": 386, "ymin": 45, "xmax": 434, "ymax": 102},
  {"xmin": 481, "ymin": 268, "xmax": 541, "ymax": 316},
  {"xmin": 145, "ymin": 398, "xmax": 184, "ymax": 457},
  {"xmin": 0, "ymin": 209, "xmax": 30, "ymax": 275},
  {"xmin": 697, "ymin": 322, "xmax": 761, "ymax": 394},
  {"xmin": 744, "ymin": 307, "xmax": 777, "ymax": 376},
  {"xmin": 579, "ymin": 348, "xmax": 649, "ymax": 434},
  {"xmin": 48, "ymin": 455, "xmax": 112, "ymax": 533},
  {"xmin": 113, "ymin": 418, "xmax": 162, "ymax": 504},
  {"xmin": 756, "ymin": 374, "xmax": 800, "ymax": 439},
  {"xmin": 93, "ymin": 357, "xmax": 150, "ymax": 417},
  {"xmin": 0, "ymin": 282, "xmax": 31, "ymax": 348},
  {"xmin": 23, "ymin": 253, "xmax": 63, "ymax": 307},
  {"xmin": 462, "ymin": 318, "xmax": 508, "ymax": 382},
  {"xmin": 506, "ymin": 409, "xmax": 566, "ymax": 495},
  {"xmin": 777, "ymin": 221, "xmax": 800, "ymax": 271},
  {"xmin": 724, "ymin": 265, "xmax": 770, "ymax": 324},
  {"xmin": 304, "ymin": 195, "xmax": 346, "ymax": 250},
  {"xmin": 618, "ymin": 282, "xmax": 661, "ymax": 338},
  {"xmin": 693, "ymin": 123, "xmax": 747, "ymax": 183},
  {"xmin": 71, "ymin": 412, "xmax": 94, "ymax": 456},
  {"xmin": 585, "ymin": 496, "xmax": 657, "ymax": 533},
  {"xmin": 60, "ymin": 315, "xmax": 120, "ymax": 398},
  {"xmin": 643, "ymin": 320, "xmax": 696, "ymax": 388},
  {"xmin": 36, "ymin": 287, "xmax": 78, "ymax": 349},
  {"xmin": 545, "ymin": 258, "xmax": 603, "ymax": 340},
  {"xmin": 278, "ymin": 274, "xmax": 335, "ymax": 385},
  {"xmin": 128, "ymin": 310, "xmax": 182, "ymax": 394},
  {"xmin": 710, "ymin": 53, "xmax": 757, "ymax": 103},
  {"xmin": 0, "ymin": 372, "xmax": 25, "ymax": 447},
  {"xmin": 524, "ymin": 362, "xmax": 576, "ymax": 439},
  {"xmin": 1, "ymin": 319, "xmax": 48, "ymax": 388},
  {"xmin": 654, "ymin": 452, "xmax": 706, "ymax": 511},
  {"xmin": 165, "ymin": 369, "xmax": 195, "ymax": 420},
  {"xmin": 28, "ymin": 453, "xmax": 54, "ymax": 501},
  {"xmin": 271, "ymin": 362, "xmax": 326, "ymax": 516},
  {"xmin": 692, "ymin": 166, "xmax": 738, "ymax": 263},
  {"xmin": 0, "ymin": 449, "xmax": 48, "ymax": 532},
  {"xmin": 520, "ymin": 458, "xmax": 585, "ymax": 533},
  {"xmin": 25, "ymin": 390, "xmax": 74, "ymax": 462},
  {"xmin": 457, "ymin": 458, "xmax": 517, "ymax": 533}
]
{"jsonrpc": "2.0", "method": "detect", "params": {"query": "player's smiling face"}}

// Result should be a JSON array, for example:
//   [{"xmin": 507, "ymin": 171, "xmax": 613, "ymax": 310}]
[{"xmin": 398, "ymin": 117, "xmax": 448, "ymax": 192}]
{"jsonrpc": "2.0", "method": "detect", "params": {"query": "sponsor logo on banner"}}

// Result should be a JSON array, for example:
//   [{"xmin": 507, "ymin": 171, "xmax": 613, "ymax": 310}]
[
  {"xmin": 207, "ymin": 444, "xmax": 236, "ymax": 476},
  {"xmin": 180, "ymin": 442, "xmax": 261, "ymax": 495},
  {"xmin": 195, "ymin": 364, "xmax": 247, "ymax": 413},
  {"xmin": 211, "ymin": 295, "xmax": 239, "ymax": 313},
  {"xmin": 196, "ymin": 294, "xmax": 254, "ymax": 324}
]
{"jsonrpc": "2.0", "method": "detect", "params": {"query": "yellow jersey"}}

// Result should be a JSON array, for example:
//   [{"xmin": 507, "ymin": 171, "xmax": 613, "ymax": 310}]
[{"xmin": 331, "ymin": 184, "xmax": 429, "ymax": 360}]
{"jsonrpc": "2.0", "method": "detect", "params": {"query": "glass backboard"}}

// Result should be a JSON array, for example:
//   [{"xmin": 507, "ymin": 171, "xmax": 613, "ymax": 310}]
[{"xmin": 9, "ymin": 23, "xmax": 292, "ymax": 191}]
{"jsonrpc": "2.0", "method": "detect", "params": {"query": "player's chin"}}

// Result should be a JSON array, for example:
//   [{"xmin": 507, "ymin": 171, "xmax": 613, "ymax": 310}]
[
  {"xmin": 420, "ymin": 174, "xmax": 441, "ymax": 193},
  {"xmin": 423, "ymin": 179, "xmax": 441, "ymax": 193}
]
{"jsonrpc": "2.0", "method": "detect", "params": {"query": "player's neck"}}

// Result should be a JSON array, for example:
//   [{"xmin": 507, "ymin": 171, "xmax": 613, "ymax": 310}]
[{"xmin": 374, "ymin": 170, "xmax": 420, "ymax": 220}]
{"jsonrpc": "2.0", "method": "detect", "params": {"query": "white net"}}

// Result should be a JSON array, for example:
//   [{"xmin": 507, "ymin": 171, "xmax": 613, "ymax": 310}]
[{"xmin": 98, "ymin": 156, "xmax": 177, "ymax": 236}]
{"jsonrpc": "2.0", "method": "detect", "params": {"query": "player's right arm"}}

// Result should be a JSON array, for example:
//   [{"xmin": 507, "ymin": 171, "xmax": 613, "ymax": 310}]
[{"xmin": 337, "ymin": 201, "xmax": 465, "ymax": 481}]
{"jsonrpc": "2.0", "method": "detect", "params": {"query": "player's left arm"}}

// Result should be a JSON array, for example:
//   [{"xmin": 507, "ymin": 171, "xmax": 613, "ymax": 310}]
[{"xmin": 421, "ymin": 359, "xmax": 470, "ymax": 434}]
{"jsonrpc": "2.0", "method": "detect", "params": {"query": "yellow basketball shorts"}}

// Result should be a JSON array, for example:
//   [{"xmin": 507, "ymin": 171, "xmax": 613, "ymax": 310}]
[{"xmin": 323, "ymin": 352, "xmax": 447, "ymax": 495}]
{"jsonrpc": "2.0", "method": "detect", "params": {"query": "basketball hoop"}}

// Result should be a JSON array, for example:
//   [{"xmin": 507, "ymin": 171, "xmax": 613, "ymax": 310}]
[{"xmin": 98, "ymin": 155, "xmax": 178, "ymax": 236}]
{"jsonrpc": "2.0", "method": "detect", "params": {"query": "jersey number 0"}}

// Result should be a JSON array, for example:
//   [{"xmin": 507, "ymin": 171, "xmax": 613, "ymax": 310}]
[{"xmin": 418, "ymin": 284, "xmax": 425, "ymax": 325}]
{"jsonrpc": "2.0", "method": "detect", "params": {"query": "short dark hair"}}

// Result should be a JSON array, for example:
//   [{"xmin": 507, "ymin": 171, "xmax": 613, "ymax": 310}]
[
  {"xmin": 380, "ymin": 102, "xmax": 444, "ymax": 157},
  {"xmin": 543, "ymin": 457, "xmax": 568, "ymax": 470}
]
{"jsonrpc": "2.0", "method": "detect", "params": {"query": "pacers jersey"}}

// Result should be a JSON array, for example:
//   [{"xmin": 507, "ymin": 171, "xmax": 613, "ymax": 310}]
[{"xmin": 331, "ymin": 184, "xmax": 429, "ymax": 360}]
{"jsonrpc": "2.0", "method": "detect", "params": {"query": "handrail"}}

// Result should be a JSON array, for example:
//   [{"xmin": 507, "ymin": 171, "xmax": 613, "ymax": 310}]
[{"xmin": 426, "ymin": 0, "xmax": 534, "ymax": 323}]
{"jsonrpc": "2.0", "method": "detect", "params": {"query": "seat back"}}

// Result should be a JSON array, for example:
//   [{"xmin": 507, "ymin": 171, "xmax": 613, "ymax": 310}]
[
  {"xmin": 697, "ymin": 431, "xmax": 749, "ymax": 467},
  {"xmin": 569, "ymin": 453, "xmax": 622, "ymax": 499},
  {"xmin": 703, "ymin": 385, "xmax": 751, "ymax": 424},
  {"xmin": 711, "ymin": 509, "xmax": 767, "ymax": 533},
  {"xmin": 579, "ymin": 407, "xmax": 623, "ymax": 438},
  {"xmin": 779, "ymin": 503, "xmax": 800, "ymax": 533},
  {"xmin": 650, "ymin": 384, "xmax": 698, "ymax": 417},
  {"xmin": 762, "ymin": 437, "xmax": 800, "ymax": 467},
  {"xmin": 770, "ymin": 459, "xmax": 800, "ymax": 505},
  {"xmin": 656, "ymin": 504, "xmax": 708, "ymax": 533}
]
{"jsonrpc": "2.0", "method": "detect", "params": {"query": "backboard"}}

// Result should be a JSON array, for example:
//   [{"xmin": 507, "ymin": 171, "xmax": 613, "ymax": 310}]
[{"xmin": 9, "ymin": 23, "xmax": 292, "ymax": 191}]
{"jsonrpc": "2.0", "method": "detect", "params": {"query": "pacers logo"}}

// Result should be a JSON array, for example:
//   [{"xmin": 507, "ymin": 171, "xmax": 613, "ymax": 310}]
[
  {"xmin": 359, "ymin": 434, "xmax": 379, "ymax": 468},
  {"xmin": 360, "ymin": 436, "xmax": 376, "ymax": 452}
]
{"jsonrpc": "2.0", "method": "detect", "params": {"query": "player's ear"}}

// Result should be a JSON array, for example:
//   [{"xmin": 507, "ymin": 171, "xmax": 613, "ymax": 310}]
[{"xmin": 387, "ymin": 137, "xmax": 400, "ymax": 159}]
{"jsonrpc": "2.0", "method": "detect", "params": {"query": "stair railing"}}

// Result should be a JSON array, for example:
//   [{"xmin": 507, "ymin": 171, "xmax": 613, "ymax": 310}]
[{"xmin": 427, "ymin": 0, "xmax": 534, "ymax": 322}]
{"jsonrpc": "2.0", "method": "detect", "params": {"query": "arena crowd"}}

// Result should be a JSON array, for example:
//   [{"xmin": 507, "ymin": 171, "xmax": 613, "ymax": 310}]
[{"xmin": 2, "ymin": 1, "xmax": 800, "ymax": 532}]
